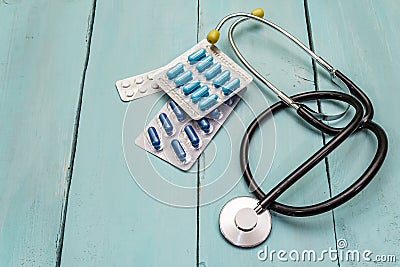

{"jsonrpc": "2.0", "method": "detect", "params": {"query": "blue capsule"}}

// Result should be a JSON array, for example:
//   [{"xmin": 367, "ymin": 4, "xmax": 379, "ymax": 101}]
[
  {"xmin": 222, "ymin": 78, "xmax": 240, "ymax": 95},
  {"xmin": 169, "ymin": 100, "xmax": 184, "ymax": 121},
  {"xmin": 225, "ymin": 98, "xmax": 234, "ymax": 106},
  {"xmin": 171, "ymin": 139, "xmax": 186, "ymax": 162},
  {"xmin": 174, "ymin": 70, "xmax": 193, "ymax": 87},
  {"xmin": 213, "ymin": 70, "xmax": 231, "ymax": 88},
  {"xmin": 159, "ymin": 113, "xmax": 173, "ymax": 136},
  {"xmin": 199, "ymin": 94, "xmax": 218, "ymax": 111},
  {"xmin": 184, "ymin": 125, "xmax": 200, "ymax": 148},
  {"xmin": 148, "ymin": 127, "xmax": 161, "ymax": 150},
  {"xmin": 166, "ymin": 63, "xmax": 184, "ymax": 79},
  {"xmin": 204, "ymin": 62, "xmax": 222, "ymax": 80},
  {"xmin": 197, "ymin": 118, "xmax": 211, "ymax": 133},
  {"xmin": 210, "ymin": 109, "xmax": 221, "ymax": 119},
  {"xmin": 191, "ymin": 85, "xmax": 209, "ymax": 103},
  {"xmin": 182, "ymin": 80, "xmax": 201, "ymax": 95},
  {"xmin": 188, "ymin": 48, "xmax": 206, "ymax": 63},
  {"xmin": 196, "ymin": 55, "xmax": 213, "ymax": 72}
]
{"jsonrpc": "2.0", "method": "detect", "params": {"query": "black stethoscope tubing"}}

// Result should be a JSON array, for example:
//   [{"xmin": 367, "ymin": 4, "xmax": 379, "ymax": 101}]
[
  {"xmin": 226, "ymin": 17, "xmax": 389, "ymax": 217},
  {"xmin": 240, "ymin": 91, "xmax": 388, "ymax": 216}
]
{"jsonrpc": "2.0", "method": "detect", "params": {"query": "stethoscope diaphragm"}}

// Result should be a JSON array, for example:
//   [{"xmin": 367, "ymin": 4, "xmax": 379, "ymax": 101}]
[{"xmin": 219, "ymin": 196, "xmax": 272, "ymax": 247}]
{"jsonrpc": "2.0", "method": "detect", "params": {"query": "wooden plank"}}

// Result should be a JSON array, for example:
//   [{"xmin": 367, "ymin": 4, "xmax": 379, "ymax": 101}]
[
  {"xmin": 308, "ymin": 0, "xmax": 400, "ymax": 265},
  {"xmin": 59, "ymin": 0, "xmax": 199, "ymax": 265},
  {"xmin": 0, "ymin": 0, "xmax": 94, "ymax": 266},
  {"xmin": 197, "ymin": 1, "xmax": 338, "ymax": 266}
]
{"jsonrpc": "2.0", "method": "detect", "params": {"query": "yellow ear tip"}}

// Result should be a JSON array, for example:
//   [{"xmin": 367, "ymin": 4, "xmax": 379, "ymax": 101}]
[
  {"xmin": 207, "ymin": 29, "xmax": 220, "ymax": 44},
  {"xmin": 251, "ymin": 8, "xmax": 264, "ymax": 18}
]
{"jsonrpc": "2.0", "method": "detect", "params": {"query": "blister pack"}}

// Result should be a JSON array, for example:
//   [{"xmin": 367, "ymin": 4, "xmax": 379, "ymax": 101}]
[
  {"xmin": 135, "ymin": 94, "xmax": 242, "ymax": 171},
  {"xmin": 153, "ymin": 39, "xmax": 252, "ymax": 120},
  {"xmin": 115, "ymin": 68, "xmax": 164, "ymax": 102}
]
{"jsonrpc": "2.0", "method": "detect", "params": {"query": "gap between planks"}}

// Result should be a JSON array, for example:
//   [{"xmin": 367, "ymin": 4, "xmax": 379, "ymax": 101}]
[
  {"xmin": 55, "ymin": 0, "xmax": 98, "ymax": 266},
  {"xmin": 303, "ymin": 0, "xmax": 340, "ymax": 266}
]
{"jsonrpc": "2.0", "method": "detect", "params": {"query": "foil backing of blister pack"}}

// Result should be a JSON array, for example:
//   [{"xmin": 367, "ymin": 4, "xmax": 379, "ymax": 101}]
[
  {"xmin": 153, "ymin": 39, "xmax": 252, "ymax": 120},
  {"xmin": 135, "ymin": 94, "xmax": 242, "ymax": 171}
]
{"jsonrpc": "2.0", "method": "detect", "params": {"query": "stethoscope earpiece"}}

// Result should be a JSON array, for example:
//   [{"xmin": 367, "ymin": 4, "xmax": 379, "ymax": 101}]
[
  {"xmin": 207, "ymin": 8, "xmax": 264, "ymax": 45},
  {"xmin": 219, "ymin": 197, "xmax": 272, "ymax": 248}
]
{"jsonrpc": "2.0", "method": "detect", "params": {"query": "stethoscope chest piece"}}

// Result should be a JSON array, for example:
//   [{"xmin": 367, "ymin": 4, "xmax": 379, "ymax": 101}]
[{"xmin": 219, "ymin": 196, "xmax": 272, "ymax": 248}]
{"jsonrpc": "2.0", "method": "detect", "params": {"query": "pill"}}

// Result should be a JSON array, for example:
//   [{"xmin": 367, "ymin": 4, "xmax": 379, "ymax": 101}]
[
  {"xmin": 210, "ymin": 109, "xmax": 221, "ymax": 119},
  {"xmin": 222, "ymin": 78, "xmax": 240, "ymax": 95},
  {"xmin": 171, "ymin": 139, "xmax": 186, "ymax": 162},
  {"xmin": 196, "ymin": 55, "xmax": 213, "ymax": 72},
  {"xmin": 136, "ymin": 77, "xmax": 144, "ymax": 84},
  {"xmin": 213, "ymin": 70, "xmax": 231, "ymax": 88},
  {"xmin": 151, "ymin": 82, "xmax": 159, "ymax": 89},
  {"xmin": 139, "ymin": 86, "xmax": 147, "ymax": 93},
  {"xmin": 188, "ymin": 48, "xmax": 206, "ymax": 63},
  {"xmin": 125, "ymin": 89, "xmax": 134, "ymax": 97},
  {"xmin": 148, "ymin": 127, "xmax": 161, "ymax": 150},
  {"xmin": 204, "ymin": 62, "xmax": 222, "ymax": 80},
  {"xmin": 199, "ymin": 94, "xmax": 218, "ymax": 111},
  {"xmin": 169, "ymin": 100, "xmax": 184, "ymax": 121},
  {"xmin": 121, "ymin": 80, "xmax": 131, "ymax": 88},
  {"xmin": 174, "ymin": 70, "xmax": 193, "ymax": 86},
  {"xmin": 184, "ymin": 125, "xmax": 200, "ymax": 148},
  {"xmin": 182, "ymin": 80, "xmax": 201, "ymax": 95},
  {"xmin": 225, "ymin": 98, "xmax": 234, "ymax": 106},
  {"xmin": 166, "ymin": 63, "xmax": 184, "ymax": 79},
  {"xmin": 197, "ymin": 118, "xmax": 211, "ymax": 133},
  {"xmin": 191, "ymin": 85, "xmax": 209, "ymax": 102},
  {"xmin": 159, "ymin": 113, "xmax": 173, "ymax": 136}
]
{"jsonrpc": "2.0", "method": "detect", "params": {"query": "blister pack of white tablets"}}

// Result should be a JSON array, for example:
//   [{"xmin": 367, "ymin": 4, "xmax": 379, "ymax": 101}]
[
  {"xmin": 135, "ymin": 94, "xmax": 242, "ymax": 171},
  {"xmin": 115, "ymin": 68, "xmax": 165, "ymax": 102},
  {"xmin": 153, "ymin": 39, "xmax": 253, "ymax": 120}
]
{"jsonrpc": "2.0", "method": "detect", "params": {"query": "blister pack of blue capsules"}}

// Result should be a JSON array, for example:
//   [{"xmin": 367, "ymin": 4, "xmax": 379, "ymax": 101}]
[
  {"xmin": 153, "ymin": 39, "xmax": 253, "ymax": 120},
  {"xmin": 135, "ymin": 95, "xmax": 242, "ymax": 171}
]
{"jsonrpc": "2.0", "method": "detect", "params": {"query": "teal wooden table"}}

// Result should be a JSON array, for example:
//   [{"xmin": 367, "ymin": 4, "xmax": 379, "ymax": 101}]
[{"xmin": 1, "ymin": 0, "xmax": 399, "ymax": 266}]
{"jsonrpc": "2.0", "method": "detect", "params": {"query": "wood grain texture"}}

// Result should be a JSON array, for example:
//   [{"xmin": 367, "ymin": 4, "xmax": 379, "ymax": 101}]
[
  {"xmin": 0, "ymin": 0, "xmax": 93, "ymax": 266},
  {"xmin": 1, "ymin": 0, "xmax": 395, "ymax": 266},
  {"xmin": 197, "ymin": 1, "xmax": 338, "ymax": 266},
  {"xmin": 59, "ymin": 0, "xmax": 199, "ymax": 266},
  {"xmin": 309, "ymin": 0, "xmax": 400, "ymax": 265}
]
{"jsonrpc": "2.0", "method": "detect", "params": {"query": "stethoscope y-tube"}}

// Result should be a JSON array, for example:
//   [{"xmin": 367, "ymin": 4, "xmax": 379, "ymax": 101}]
[{"xmin": 211, "ymin": 8, "xmax": 388, "ymax": 247}]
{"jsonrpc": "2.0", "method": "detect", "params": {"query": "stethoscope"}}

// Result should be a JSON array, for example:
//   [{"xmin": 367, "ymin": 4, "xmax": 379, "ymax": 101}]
[{"xmin": 206, "ymin": 8, "xmax": 388, "ymax": 248}]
